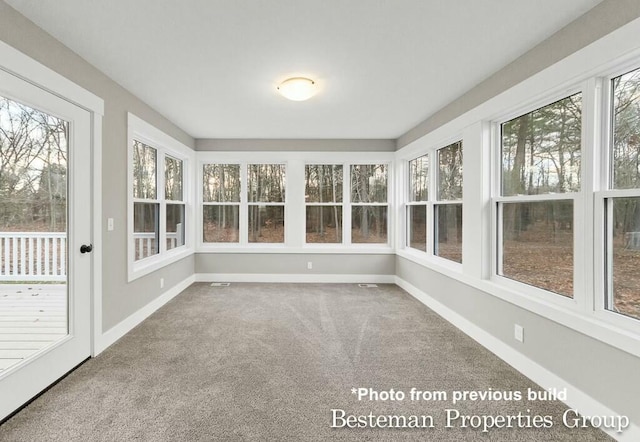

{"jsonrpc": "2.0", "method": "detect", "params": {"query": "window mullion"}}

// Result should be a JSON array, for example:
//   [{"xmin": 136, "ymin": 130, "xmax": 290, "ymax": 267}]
[
  {"xmin": 240, "ymin": 163, "xmax": 248, "ymax": 245},
  {"xmin": 344, "ymin": 164, "xmax": 352, "ymax": 244},
  {"xmin": 428, "ymin": 149, "xmax": 437, "ymax": 256},
  {"xmin": 158, "ymin": 151, "xmax": 166, "ymax": 255},
  {"xmin": 576, "ymin": 77, "xmax": 599, "ymax": 312}
]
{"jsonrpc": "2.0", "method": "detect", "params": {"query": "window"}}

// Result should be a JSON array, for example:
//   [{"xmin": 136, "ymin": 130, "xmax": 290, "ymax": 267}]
[
  {"xmin": 248, "ymin": 164, "xmax": 286, "ymax": 243},
  {"xmin": 350, "ymin": 164, "xmax": 388, "ymax": 244},
  {"xmin": 128, "ymin": 113, "xmax": 193, "ymax": 281},
  {"xmin": 305, "ymin": 165, "xmax": 343, "ymax": 243},
  {"xmin": 497, "ymin": 93, "xmax": 582, "ymax": 298},
  {"xmin": 132, "ymin": 143, "xmax": 187, "ymax": 260},
  {"xmin": 165, "ymin": 155, "xmax": 185, "ymax": 250},
  {"xmin": 202, "ymin": 164, "xmax": 240, "ymax": 243},
  {"xmin": 133, "ymin": 141, "xmax": 159, "ymax": 260},
  {"xmin": 604, "ymin": 67, "xmax": 640, "ymax": 321},
  {"xmin": 405, "ymin": 142, "xmax": 462, "ymax": 263},
  {"xmin": 407, "ymin": 155, "xmax": 428, "ymax": 252},
  {"xmin": 435, "ymin": 141, "xmax": 463, "ymax": 263},
  {"xmin": 201, "ymin": 162, "xmax": 286, "ymax": 245},
  {"xmin": 200, "ymin": 157, "xmax": 392, "ymax": 249}
]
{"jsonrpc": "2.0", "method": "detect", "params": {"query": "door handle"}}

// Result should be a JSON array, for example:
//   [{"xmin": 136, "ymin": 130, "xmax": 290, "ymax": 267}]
[{"xmin": 80, "ymin": 244, "xmax": 93, "ymax": 254}]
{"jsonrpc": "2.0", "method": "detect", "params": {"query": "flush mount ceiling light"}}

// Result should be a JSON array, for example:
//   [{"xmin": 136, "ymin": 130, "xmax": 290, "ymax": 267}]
[{"xmin": 277, "ymin": 77, "xmax": 317, "ymax": 101}]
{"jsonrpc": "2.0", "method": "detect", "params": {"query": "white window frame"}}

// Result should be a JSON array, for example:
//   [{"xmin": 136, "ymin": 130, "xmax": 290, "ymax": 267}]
[
  {"xmin": 201, "ymin": 163, "xmax": 242, "ymax": 244},
  {"xmin": 303, "ymin": 163, "xmax": 346, "ymax": 246},
  {"xmin": 164, "ymin": 154, "xmax": 187, "ymax": 252},
  {"xmin": 197, "ymin": 151, "xmax": 394, "ymax": 253},
  {"xmin": 246, "ymin": 163, "xmax": 287, "ymax": 244},
  {"xmin": 405, "ymin": 153, "xmax": 429, "ymax": 254},
  {"xmin": 127, "ymin": 113, "xmax": 195, "ymax": 281},
  {"xmin": 349, "ymin": 163, "xmax": 391, "ymax": 247},
  {"xmin": 433, "ymin": 141, "xmax": 464, "ymax": 264},
  {"xmin": 402, "ymin": 136, "xmax": 464, "ymax": 272},
  {"xmin": 490, "ymin": 86, "xmax": 585, "ymax": 309},
  {"xmin": 593, "ymin": 60, "xmax": 640, "ymax": 333},
  {"xmin": 200, "ymin": 160, "xmax": 288, "ymax": 247}
]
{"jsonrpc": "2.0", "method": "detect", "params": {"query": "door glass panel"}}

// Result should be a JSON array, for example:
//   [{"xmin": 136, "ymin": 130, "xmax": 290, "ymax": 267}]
[{"xmin": 0, "ymin": 96, "xmax": 69, "ymax": 373}]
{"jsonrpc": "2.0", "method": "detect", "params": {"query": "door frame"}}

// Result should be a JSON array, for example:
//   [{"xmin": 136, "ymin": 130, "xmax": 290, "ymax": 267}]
[{"xmin": 0, "ymin": 41, "xmax": 104, "ymax": 357}]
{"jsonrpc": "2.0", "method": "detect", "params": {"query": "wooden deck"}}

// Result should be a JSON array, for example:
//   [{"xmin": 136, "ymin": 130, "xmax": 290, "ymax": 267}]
[{"xmin": 0, "ymin": 284, "xmax": 67, "ymax": 373}]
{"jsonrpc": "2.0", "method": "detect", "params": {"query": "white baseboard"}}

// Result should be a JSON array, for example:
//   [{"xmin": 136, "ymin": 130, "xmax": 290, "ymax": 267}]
[
  {"xmin": 395, "ymin": 276, "xmax": 640, "ymax": 442},
  {"xmin": 94, "ymin": 274, "xmax": 196, "ymax": 355},
  {"xmin": 195, "ymin": 273, "xmax": 396, "ymax": 284}
]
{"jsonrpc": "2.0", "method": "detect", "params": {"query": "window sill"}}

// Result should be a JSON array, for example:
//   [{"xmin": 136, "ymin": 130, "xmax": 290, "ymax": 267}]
[
  {"xmin": 128, "ymin": 246, "xmax": 194, "ymax": 282},
  {"xmin": 196, "ymin": 245, "xmax": 395, "ymax": 254},
  {"xmin": 398, "ymin": 248, "xmax": 464, "ymax": 274}
]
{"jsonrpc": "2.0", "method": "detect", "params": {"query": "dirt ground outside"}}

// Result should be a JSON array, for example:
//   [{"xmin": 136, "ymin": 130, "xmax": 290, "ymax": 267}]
[
  {"xmin": 503, "ymin": 227, "xmax": 640, "ymax": 320},
  {"xmin": 306, "ymin": 226, "xmax": 342, "ymax": 243}
]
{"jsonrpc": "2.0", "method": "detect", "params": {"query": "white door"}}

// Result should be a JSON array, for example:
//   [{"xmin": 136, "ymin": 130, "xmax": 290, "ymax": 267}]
[{"xmin": 0, "ymin": 68, "xmax": 92, "ymax": 421}]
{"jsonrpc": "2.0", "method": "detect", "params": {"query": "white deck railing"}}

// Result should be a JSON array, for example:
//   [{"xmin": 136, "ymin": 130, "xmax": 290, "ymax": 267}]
[
  {"xmin": 134, "ymin": 227, "xmax": 182, "ymax": 261},
  {"xmin": 0, "ymin": 232, "xmax": 66, "ymax": 281},
  {"xmin": 1, "ymin": 228, "xmax": 183, "ymax": 281}
]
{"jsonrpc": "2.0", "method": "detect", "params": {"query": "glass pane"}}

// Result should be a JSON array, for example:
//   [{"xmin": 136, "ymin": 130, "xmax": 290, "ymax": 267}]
[
  {"xmin": 0, "ymin": 95, "xmax": 69, "ymax": 371},
  {"xmin": 305, "ymin": 165, "xmax": 343, "ymax": 203},
  {"xmin": 165, "ymin": 156, "xmax": 183, "ymax": 201},
  {"xmin": 351, "ymin": 206, "xmax": 387, "ymax": 243},
  {"xmin": 608, "ymin": 197, "xmax": 640, "ymax": 320},
  {"xmin": 501, "ymin": 200, "xmax": 573, "ymax": 297},
  {"xmin": 306, "ymin": 206, "xmax": 342, "ymax": 243},
  {"xmin": 351, "ymin": 164, "xmax": 387, "ymax": 203},
  {"xmin": 438, "ymin": 141, "xmax": 463, "ymax": 201},
  {"xmin": 166, "ymin": 204, "xmax": 185, "ymax": 250},
  {"xmin": 408, "ymin": 205, "xmax": 427, "ymax": 252},
  {"xmin": 435, "ymin": 204, "xmax": 462, "ymax": 263},
  {"xmin": 203, "ymin": 205, "xmax": 239, "ymax": 243},
  {"xmin": 249, "ymin": 205, "xmax": 284, "ymax": 243},
  {"xmin": 203, "ymin": 164, "xmax": 241, "ymax": 203},
  {"xmin": 133, "ymin": 202, "xmax": 159, "ymax": 260},
  {"xmin": 409, "ymin": 155, "xmax": 428, "ymax": 201},
  {"xmin": 248, "ymin": 164, "xmax": 286, "ymax": 203},
  {"xmin": 133, "ymin": 140, "xmax": 157, "ymax": 199},
  {"xmin": 612, "ymin": 68, "xmax": 640, "ymax": 189},
  {"xmin": 501, "ymin": 93, "xmax": 582, "ymax": 196}
]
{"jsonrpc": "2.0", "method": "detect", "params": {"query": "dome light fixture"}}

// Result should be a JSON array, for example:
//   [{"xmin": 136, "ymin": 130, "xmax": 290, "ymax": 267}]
[{"xmin": 277, "ymin": 77, "xmax": 317, "ymax": 101}]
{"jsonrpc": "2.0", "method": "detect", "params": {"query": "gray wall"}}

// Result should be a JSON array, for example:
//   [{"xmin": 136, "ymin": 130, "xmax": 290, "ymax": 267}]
[
  {"xmin": 197, "ymin": 138, "xmax": 395, "ymax": 152},
  {"xmin": 398, "ymin": 0, "xmax": 640, "ymax": 148},
  {"xmin": 0, "ymin": 2, "xmax": 196, "ymax": 331},
  {"xmin": 196, "ymin": 253, "xmax": 395, "ymax": 276},
  {"xmin": 397, "ymin": 257, "xmax": 640, "ymax": 426},
  {"xmin": 393, "ymin": 0, "xmax": 640, "ymax": 427}
]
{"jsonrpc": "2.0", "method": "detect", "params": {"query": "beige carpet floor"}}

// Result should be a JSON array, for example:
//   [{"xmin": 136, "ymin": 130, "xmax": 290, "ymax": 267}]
[{"xmin": 0, "ymin": 283, "xmax": 611, "ymax": 441}]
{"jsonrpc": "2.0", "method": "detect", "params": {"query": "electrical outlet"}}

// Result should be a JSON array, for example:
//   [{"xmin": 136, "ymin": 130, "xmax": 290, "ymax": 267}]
[
  {"xmin": 307, "ymin": 262, "xmax": 313, "ymax": 270},
  {"xmin": 514, "ymin": 324, "xmax": 524, "ymax": 343},
  {"xmin": 160, "ymin": 278, "xmax": 164, "ymax": 289},
  {"xmin": 107, "ymin": 218, "xmax": 114, "ymax": 231}
]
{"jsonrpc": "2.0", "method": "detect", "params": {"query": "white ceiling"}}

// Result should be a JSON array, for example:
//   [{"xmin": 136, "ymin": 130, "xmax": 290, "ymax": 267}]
[{"xmin": 6, "ymin": 0, "xmax": 603, "ymax": 139}]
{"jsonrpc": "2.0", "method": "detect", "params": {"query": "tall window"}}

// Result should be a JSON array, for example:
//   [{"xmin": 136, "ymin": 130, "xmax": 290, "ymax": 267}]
[
  {"xmin": 248, "ymin": 164, "xmax": 286, "ymax": 243},
  {"xmin": 407, "ymin": 155, "xmax": 428, "ymax": 251},
  {"xmin": 133, "ymin": 141, "xmax": 159, "ymax": 261},
  {"xmin": 165, "ymin": 155, "xmax": 185, "ymax": 251},
  {"xmin": 202, "ymin": 164, "xmax": 240, "ymax": 243},
  {"xmin": 605, "ymin": 66, "xmax": 640, "ymax": 321},
  {"xmin": 498, "ymin": 93, "xmax": 582, "ymax": 298},
  {"xmin": 435, "ymin": 141, "xmax": 463, "ymax": 263},
  {"xmin": 350, "ymin": 164, "xmax": 388, "ymax": 244},
  {"xmin": 305, "ymin": 165, "xmax": 343, "ymax": 243}
]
